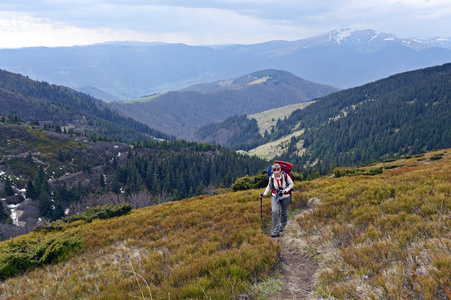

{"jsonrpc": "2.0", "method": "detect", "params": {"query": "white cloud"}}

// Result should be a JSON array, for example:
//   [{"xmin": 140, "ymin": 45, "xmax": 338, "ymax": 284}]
[
  {"xmin": 0, "ymin": 13, "xmax": 144, "ymax": 47},
  {"xmin": 0, "ymin": 0, "xmax": 450, "ymax": 48}
]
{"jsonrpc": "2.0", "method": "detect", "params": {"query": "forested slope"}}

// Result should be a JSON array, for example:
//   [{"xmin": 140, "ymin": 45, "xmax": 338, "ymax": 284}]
[
  {"xmin": 0, "ymin": 69, "xmax": 173, "ymax": 142},
  {"xmin": 109, "ymin": 70, "xmax": 338, "ymax": 139},
  {"xmin": 0, "ymin": 121, "xmax": 266, "ymax": 240},
  {"xmin": 264, "ymin": 63, "xmax": 451, "ymax": 169}
]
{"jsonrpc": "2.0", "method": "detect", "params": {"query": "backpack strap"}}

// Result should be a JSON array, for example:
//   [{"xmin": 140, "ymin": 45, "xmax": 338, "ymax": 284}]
[{"xmin": 283, "ymin": 171, "xmax": 292, "ymax": 193}]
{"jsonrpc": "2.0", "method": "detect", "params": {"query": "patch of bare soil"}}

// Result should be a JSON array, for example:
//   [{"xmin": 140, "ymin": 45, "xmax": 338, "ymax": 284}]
[{"xmin": 269, "ymin": 209, "xmax": 318, "ymax": 300}]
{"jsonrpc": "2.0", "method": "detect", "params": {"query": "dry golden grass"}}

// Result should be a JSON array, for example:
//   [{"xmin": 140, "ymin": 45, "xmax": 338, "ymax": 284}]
[
  {"xmin": 1, "ymin": 149, "xmax": 449, "ymax": 299},
  {"xmin": 296, "ymin": 149, "xmax": 451, "ymax": 299},
  {"xmin": 0, "ymin": 191, "xmax": 284, "ymax": 299},
  {"xmin": 246, "ymin": 130, "xmax": 305, "ymax": 160},
  {"xmin": 248, "ymin": 102, "xmax": 312, "ymax": 135}
]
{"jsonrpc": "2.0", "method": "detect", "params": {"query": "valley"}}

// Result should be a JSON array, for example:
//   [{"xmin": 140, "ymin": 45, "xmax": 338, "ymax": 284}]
[
  {"xmin": 108, "ymin": 70, "xmax": 336, "ymax": 139},
  {"xmin": 0, "ymin": 38, "xmax": 450, "ymax": 299}
]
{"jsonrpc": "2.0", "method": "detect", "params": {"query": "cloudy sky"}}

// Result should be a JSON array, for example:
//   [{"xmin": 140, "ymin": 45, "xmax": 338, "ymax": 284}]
[{"xmin": 0, "ymin": 0, "xmax": 450, "ymax": 48}]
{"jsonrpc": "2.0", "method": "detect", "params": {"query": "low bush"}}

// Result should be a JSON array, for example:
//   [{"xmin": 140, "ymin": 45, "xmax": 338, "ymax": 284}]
[
  {"xmin": 232, "ymin": 170, "xmax": 302, "ymax": 191},
  {"xmin": 334, "ymin": 167, "xmax": 383, "ymax": 178},
  {"xmin": 0, "ymin": 232, "xmax": 81, "ymax": 280},
  {"xmin": 430, "ymin": 153, "xmax": 444, "ymax": 161},
  {"xmin": 231, "ymin": 171, "xmax": 268, "ymax": 191},
  {"xmin": 34, "ymin": 203, "xmax": 133, "ymax": 232}
]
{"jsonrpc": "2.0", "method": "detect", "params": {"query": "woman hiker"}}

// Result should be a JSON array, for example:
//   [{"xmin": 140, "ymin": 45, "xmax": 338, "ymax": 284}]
[{"xmin": 259, "ymin": 163, "xmax": 294, "ymax": 237}]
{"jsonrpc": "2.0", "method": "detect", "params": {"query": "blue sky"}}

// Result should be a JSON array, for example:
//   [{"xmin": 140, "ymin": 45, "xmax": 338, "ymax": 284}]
[{"xmin": 0, "ymin": 0, "xmax": 450, "ymax": 48}]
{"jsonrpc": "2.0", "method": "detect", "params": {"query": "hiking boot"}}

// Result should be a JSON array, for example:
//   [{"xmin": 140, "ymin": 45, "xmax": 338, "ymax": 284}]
[
  {"xmin": 280, "ymin": 223, "xmax": 287, "ymax": 232},
  {"xmin": 271, "ymin": 232, "xmax": 280, "ymax": 238}
]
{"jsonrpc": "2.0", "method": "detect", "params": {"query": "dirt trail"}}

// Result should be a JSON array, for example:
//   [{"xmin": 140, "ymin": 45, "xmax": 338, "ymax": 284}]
[{"xmin": 269, "ymin": 209, "xmax": 318, "ymax": 300}]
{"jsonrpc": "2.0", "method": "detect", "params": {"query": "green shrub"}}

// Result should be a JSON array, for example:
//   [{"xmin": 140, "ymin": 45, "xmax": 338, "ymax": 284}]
[
  {"xmin": 232, "ymin": 170, "xmax": 303, "ymax": 191},
  {"xmin": 231, "ymin": 171, "xmax": 268, "ymax": 191},
  {"xmin": 34, "ymin": 203, "xmax": 133, "ymax": 232},
  {"xmin": 384, "ymin": 164, "xmax": 403, "ymax": 170},
  {"xmin": 0, "ymin": 233, "xmax": 81, "ymax": 280},
  {"xmin": 77, "ymin": 203, "xmax": 132, "ymax": 222},
  {"xmin": 430, "ymin": 153, "xmax": 444, "ymax": 161},
  {"xmin": 334, "ymin": 167, "xmax": 383, "ymax": 178}
]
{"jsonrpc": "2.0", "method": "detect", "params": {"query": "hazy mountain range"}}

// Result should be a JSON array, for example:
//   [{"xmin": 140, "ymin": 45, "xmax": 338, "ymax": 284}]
[
  {"xmin": 108, "ymin": 69, "xmax": 338, "ymax": 139},
  {"xmin": 1, "ymin": 58, "xmax": 450, "ymax": 242},
  {"xmin": 0, "ymin": 28, "xmax": 450, "ymax": 101},
  {"xmin": 1, "ymin": 25, "xmax": 450, "ymax": 299}
]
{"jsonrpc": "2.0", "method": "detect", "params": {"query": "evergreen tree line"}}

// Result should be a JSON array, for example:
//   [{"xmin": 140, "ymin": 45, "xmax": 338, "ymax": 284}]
[
  {"xmin": 24, "ymin": 166, "xmax": 76, "ymax": 220},
  {"xmin": 272, "ymin": 63, "xmax": 451, "ymax": 167},
  {"xmin": 114, "ymin": 140, "xmax": 267, "ymax": 200},
  {"xmin": 22, "ymin": 139, "xmax": 268, "ymax": 221},
  {"xmin": 0, "ymin": 69, "xmax": 173, "ymax": 143},
  {"xmin": 194, "ymin": 115, "xmax": 262, "ymax": 150},
  {"xmin": 0, "ymin": 115, "xmax": 23, "ymax": 124}
]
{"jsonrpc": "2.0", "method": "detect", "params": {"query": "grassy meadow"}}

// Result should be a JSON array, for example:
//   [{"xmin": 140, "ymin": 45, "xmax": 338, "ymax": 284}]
[
  {"xmin": 0, "ymin": 149, "xmax": 450, "ymax": 299},
  {"xmin": 0, "ymin": 190, "xmax": 288, "ymax": 299},
  {"xmin": 298, "ymin": 149, "xmax": 451, "ymax": 299}
]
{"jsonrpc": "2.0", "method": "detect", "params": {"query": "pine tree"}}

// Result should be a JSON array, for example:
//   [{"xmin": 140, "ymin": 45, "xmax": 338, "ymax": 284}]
[
  {"xmin": 26, "ymin": 180, "xmax": 34, "ymax": 199},
  {"xmin": 38, "ymin": 188, "xmax": 53, "ymax": 219},
  {"xmin": 111, "ymin": 178, "xmax": 121, "ymax": 194},
  {"xmin": 33, "ymin": 166, "xmax": 45, "ymax": 200},
  {"xmin": 57, "ymin": 149, "xmax": 65, "ymax": 162},
  {"xmin": 77, "ymin": 182, "xmax": 85, "ymax": 199},
  {"xmin": 4, "ymin": 177, "xmax": 14, "ymax": 197},
  {"xmin": 53, "ymin": 192, "xmax": 65, "ymax": 220},
  {"xmin": 0, "ymin": 201, "xmax": 9, "ymax": 220}
]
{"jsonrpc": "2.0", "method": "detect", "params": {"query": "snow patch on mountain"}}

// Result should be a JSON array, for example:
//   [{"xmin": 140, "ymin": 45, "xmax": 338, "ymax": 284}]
[{"xmin": 329, "ymin": 28, "xmax": 355, "ymax": 44}]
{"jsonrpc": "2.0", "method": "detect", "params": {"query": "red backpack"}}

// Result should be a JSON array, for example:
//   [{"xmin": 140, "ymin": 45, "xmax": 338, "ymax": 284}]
[{"xmin": 266, "ymin": 160, "xmax": 294, "ymax": 194}]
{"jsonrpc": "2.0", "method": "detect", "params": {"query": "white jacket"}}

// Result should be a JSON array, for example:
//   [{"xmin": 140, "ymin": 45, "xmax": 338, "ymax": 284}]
[{"xmin": 262, "ymin": 172, "xmax": 294, "ymax": 200}]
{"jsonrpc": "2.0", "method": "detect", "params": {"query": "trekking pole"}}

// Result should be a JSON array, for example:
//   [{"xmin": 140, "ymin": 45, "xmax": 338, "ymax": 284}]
[{"xmin": 260, "ymin": 196, "xmax": 263, "ymax": 222}]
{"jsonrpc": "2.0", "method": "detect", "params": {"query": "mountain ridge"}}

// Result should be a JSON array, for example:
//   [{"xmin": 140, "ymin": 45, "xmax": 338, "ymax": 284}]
[
  {"xmin": 232, "ymin": 63, "xmax": 451, "ymax": 167},
  {"xmin": 0, "ymin": 68, "xmax": 173, "ymax": 142},
  {"xmin": 1, "ymin": 28, "xmax": 450, "ymax": 100},
  {"xmin": 108, "ymin": 69, "xmax": 338, "ymax": 139}
]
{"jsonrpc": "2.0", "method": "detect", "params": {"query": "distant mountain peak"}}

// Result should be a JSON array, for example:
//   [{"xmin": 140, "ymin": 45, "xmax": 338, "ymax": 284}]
[
  {"xmin": 316, "ymin": 28, "xmax": 451, "ymax": 50},
  {"xmin": 326, "ymin": 27, "xmax": 359, "ymax": 44}
]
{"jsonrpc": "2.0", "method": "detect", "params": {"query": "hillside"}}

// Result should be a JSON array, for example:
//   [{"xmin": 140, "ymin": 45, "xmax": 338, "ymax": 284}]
[
  {"xmin": 0, "ymin": 121, "xmax": 267, "ymax": 240},
  {"xmin": 0, "ymin": 149, "xmax": 449, "ymax": 299},
  {"xmin": 232, "ymin": 63, "xmax": 451, "ymax": 169},
  {"xmin": 0, "ymin": 69, "xmax": 173, "ymax": 143},
  {"xmin": 194, "ymin": 102, "xmax": 313, "ymax": 151},
  {"xmin": 0, "ymin": 29, "xmax": 450, "ymax": 100},
  {"xmin": 247, "ymin": 102, "xmax": 314, "ymax": 136},
  {"xmin": 109, "ymin": 70, "xmax": 337, "ymax": 139}
]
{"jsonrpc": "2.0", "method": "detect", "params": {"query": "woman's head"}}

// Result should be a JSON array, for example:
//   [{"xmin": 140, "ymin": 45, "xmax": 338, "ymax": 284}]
[
  {"xmin": 271, "ymin": 163, "xmax": 283, "ymax": 183},
  {"xmin": 272, "ymin": 163, "xmax": 282, "ymax": 175}
]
